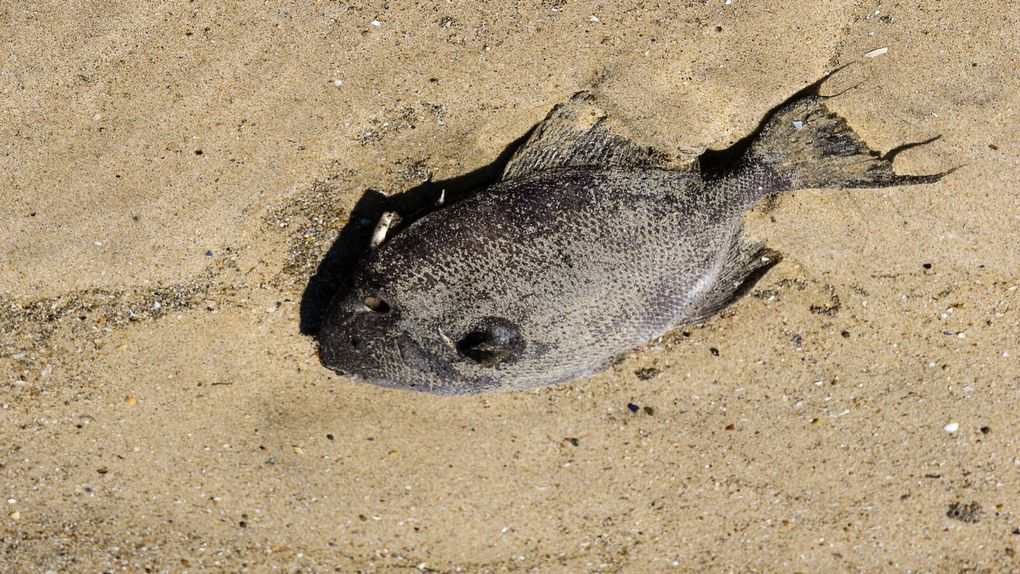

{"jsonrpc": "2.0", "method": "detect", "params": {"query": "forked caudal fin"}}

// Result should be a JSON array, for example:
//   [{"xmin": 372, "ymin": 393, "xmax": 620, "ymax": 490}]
[{"xmin": 701, "ymin": 67, "xmax": 955, "ymax": 192}]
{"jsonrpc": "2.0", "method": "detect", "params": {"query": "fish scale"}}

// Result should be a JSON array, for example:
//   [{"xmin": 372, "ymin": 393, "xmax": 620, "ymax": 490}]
[{"xmin": 319, "ymin": 73, "xmax": 950, "ymax": 394}]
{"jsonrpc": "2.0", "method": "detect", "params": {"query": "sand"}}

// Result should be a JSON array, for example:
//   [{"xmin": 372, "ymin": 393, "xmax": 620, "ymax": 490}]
[{"xmin": 2, "ymin": 0, "xmax": 1018, "ymax": 571}]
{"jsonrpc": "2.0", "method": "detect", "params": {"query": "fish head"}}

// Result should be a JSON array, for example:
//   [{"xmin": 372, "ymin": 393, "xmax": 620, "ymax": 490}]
[{"xmin": 318, "ymin": 274, "xmax": 531, "ymax": 394}]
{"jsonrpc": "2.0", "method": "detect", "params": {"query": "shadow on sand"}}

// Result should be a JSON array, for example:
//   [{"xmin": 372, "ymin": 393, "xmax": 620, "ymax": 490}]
[{"xmin": 298, "ymin": 131, "xmax": 532, "ymax": 335}]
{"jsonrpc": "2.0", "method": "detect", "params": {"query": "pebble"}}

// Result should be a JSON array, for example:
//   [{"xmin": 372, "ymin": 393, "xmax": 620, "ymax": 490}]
[
  {"xmin": 944, "ymin": 422, "xmax": 960, "ymax": 433},
  {"xmin": 9, "ymin": 511, "xmax": 20, "ymax": 521},
  {"xmin": 864, "ymin": 47, "xmax": 889, "ymax": 58}
]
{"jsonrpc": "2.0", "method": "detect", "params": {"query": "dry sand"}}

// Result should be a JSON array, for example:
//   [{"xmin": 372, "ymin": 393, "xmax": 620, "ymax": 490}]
[{"xmin": 2, "ymin": 1, "xmax": 1019, "ymax": 571}]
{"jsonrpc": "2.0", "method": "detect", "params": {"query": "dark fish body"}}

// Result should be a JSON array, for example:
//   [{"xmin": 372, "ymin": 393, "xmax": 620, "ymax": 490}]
[{"xmin": 320, "ymin": 75, "xmax": 948, "ymax": 394}]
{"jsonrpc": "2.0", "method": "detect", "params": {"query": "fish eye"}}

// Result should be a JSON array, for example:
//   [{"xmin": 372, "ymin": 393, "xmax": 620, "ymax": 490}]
[{"xmin": 362, "ymin": 296, "xmax": 391, "ymax": 314}]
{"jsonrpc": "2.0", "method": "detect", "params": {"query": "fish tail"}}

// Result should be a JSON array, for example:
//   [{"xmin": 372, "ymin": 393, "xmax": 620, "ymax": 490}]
[{"xmin": 701, "ymin": 68, "xmax": 954, "ymax": 195}]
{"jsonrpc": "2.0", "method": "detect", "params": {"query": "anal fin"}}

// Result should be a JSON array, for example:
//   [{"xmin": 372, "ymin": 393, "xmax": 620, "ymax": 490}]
[{"xmin": 684, "ymin": 239, "xmax": 781, "ymax": 325}]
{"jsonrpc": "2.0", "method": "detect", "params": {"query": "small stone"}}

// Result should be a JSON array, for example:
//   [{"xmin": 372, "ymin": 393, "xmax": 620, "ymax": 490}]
[
  {"xmin": 124, "ymin": 396, "xmax": 137, "ymax": 405},
  {"xmin": 864, "ymin": 47, "xmax": 889, "ymax": 58},
  {"xmin": 9, "ymin": 511, "xmax": 20, "ymax": 521},
  {"xmin": 946, "ymin": 501, "xmax": 983, "ymax": 523},
  {"xmin": 944, "ymin": 422, "xmax": 960, "ymax": 433},
  {"xmin": 627, "ymin": 403, "xmax": 639, "ymax": 413},
  {"xmin": 634, "ymin": 367, "xmax": 660, "ymax": 380}
]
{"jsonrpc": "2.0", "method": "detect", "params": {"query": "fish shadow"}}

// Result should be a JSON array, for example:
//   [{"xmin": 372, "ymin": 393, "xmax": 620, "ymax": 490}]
[{"xmin": 298, "ymin": 132, "xmax": 532, "ymax": 335}]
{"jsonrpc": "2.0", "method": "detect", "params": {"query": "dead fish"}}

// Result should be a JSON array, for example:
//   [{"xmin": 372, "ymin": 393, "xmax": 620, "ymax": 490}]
[{"xmin": 319, "ymin": 71, "xmax": 950, "ymax": 394}]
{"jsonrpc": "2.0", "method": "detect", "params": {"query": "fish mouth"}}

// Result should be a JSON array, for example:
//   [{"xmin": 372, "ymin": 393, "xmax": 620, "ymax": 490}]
[
  {"xmin": 320, "ymin": 329, "xmax": 445, "ymax": 390},
  {"xmin": 389, "ymin": 334, "xmax": 476, "ymax": 393},
  {"xmin": 318, "ymin": 304, "xmax": 508, "ymax": 393},
  {"xmin": 394, "ymin": 334, "xmax": 428, "ymax": 370}
]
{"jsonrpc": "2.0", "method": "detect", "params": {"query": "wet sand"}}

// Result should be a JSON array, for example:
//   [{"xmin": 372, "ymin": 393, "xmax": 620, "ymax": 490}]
[{"xmin": 2, "ymin": 1, "xmax": 1019, "ymax": 571}]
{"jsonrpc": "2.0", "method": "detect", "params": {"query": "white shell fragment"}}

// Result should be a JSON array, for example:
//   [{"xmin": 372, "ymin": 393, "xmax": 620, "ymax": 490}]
[
  {"xmin": 370, "ymin": 212, "xmax": 398, "ymax": 248},
  {"xmin": 864, "ymin": 47, "xmax": 889, "ymax": 58}
]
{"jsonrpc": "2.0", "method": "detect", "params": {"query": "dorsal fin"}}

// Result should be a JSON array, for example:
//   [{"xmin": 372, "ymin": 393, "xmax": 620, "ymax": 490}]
[{"xmin": 501, "ymin": 91, "xmax": 677, "ymax": 180}]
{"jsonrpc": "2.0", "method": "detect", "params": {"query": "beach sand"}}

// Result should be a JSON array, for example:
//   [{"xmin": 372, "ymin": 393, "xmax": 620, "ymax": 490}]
[{"xmin": 2, "ymin": 1, "xmax": 1018, "ymax": 571}]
